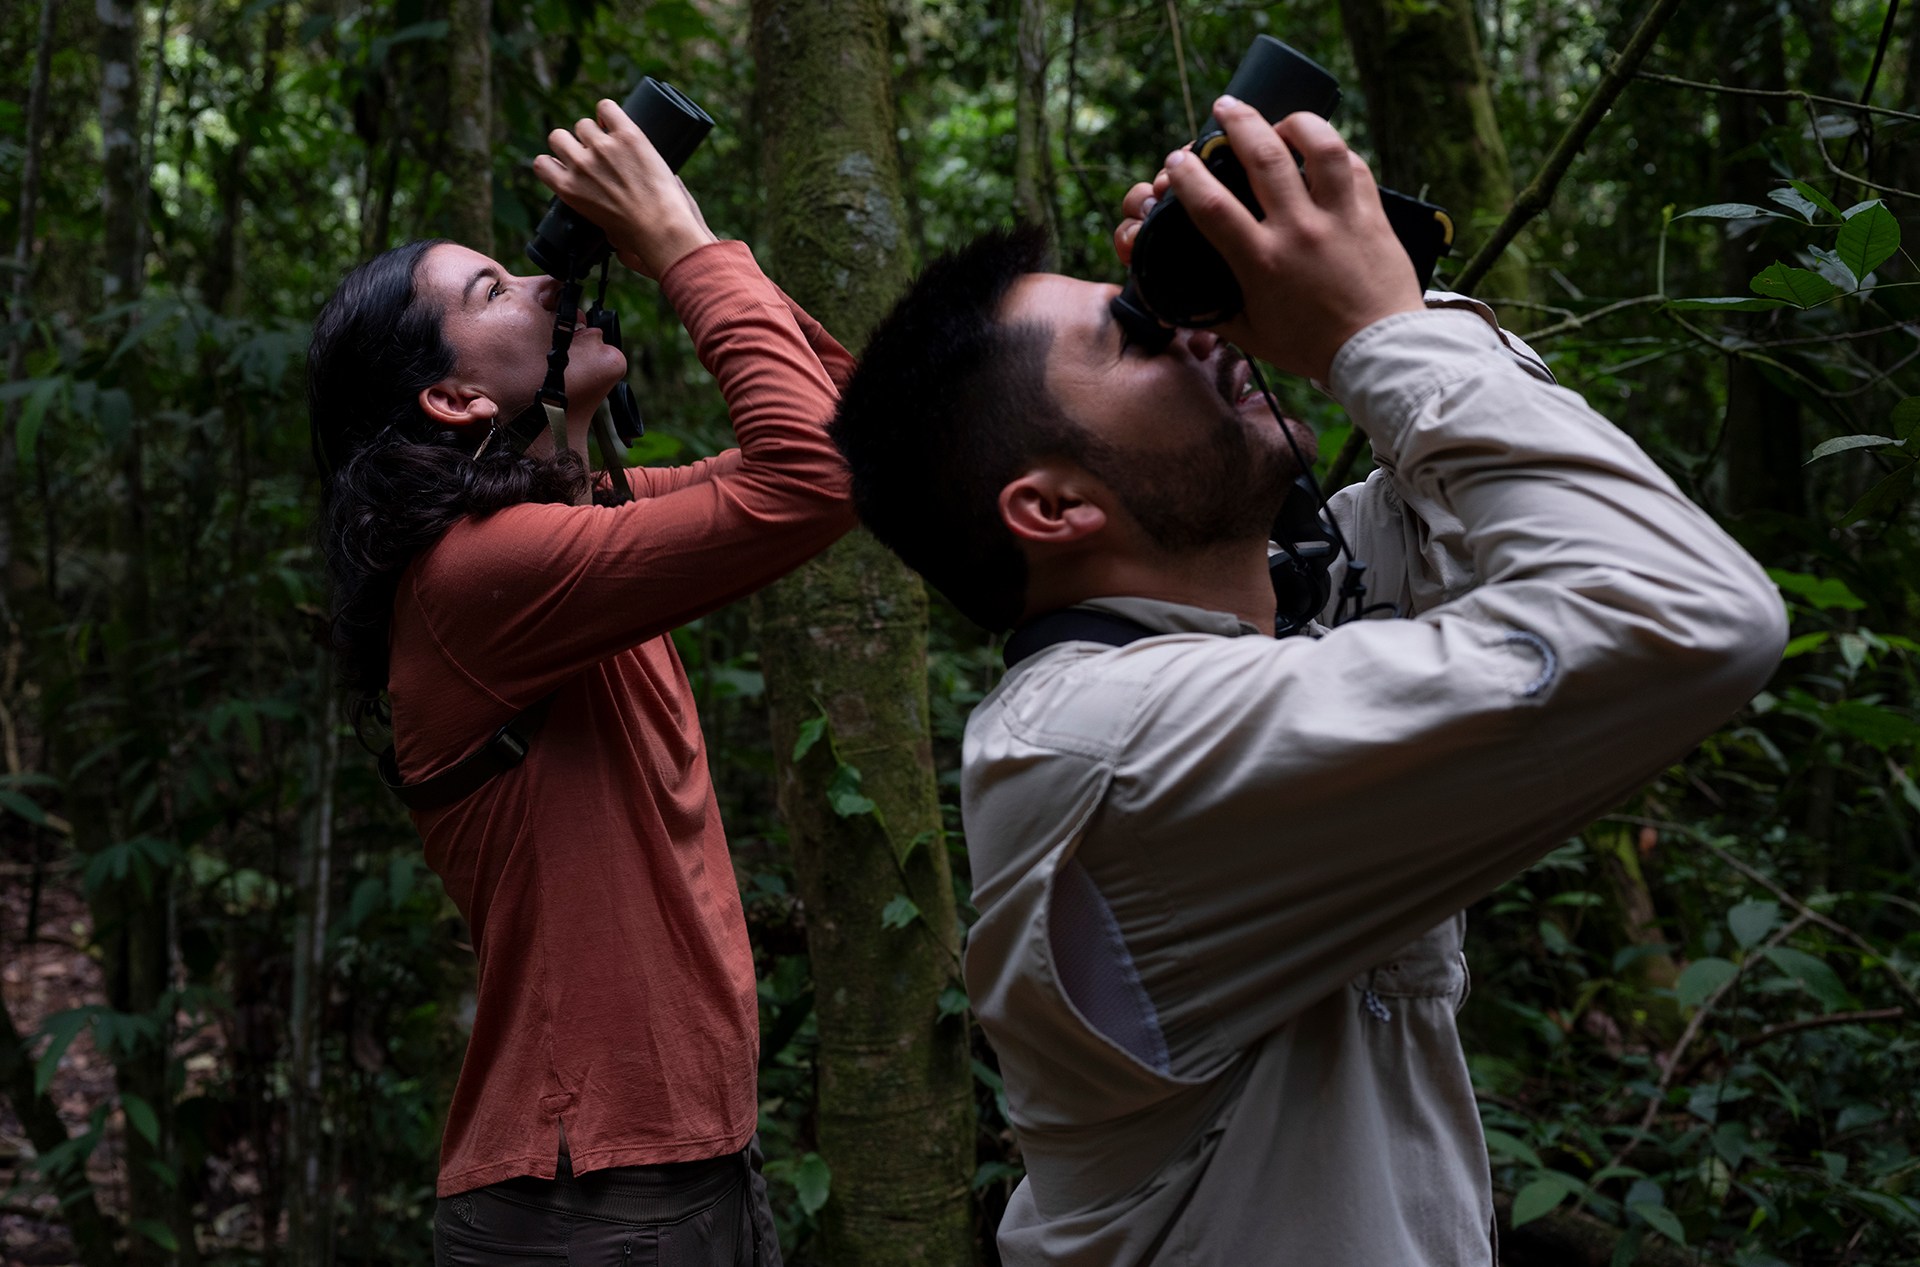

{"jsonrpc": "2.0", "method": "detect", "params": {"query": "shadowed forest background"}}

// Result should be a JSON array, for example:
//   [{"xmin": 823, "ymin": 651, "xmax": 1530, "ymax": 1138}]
[{"xmin": 0, "ymin": 0, "xmax": 1917, "ymax": 1263}]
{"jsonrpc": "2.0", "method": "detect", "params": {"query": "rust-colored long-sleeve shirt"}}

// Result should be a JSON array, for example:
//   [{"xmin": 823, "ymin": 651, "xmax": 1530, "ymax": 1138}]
[{"xmin": 387, "ymin": 241, "xmax": 855, "ymax": 1197}]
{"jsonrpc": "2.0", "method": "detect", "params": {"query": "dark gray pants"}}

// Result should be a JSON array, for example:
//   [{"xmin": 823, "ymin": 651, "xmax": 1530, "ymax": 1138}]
[{"xmin": 433, "ymin": 1136, "xmax": 782, "ymax": 1267}]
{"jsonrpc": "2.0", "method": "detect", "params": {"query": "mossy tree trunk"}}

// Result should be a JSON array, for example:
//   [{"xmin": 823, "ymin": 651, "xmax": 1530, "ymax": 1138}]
[
  {"xmin": 1338, "ymin": 0, "xmax": 1531, "ymax": 301},
  {"xmin": 1013, "ymin": 0, "xmax": 1059, "ymax": 257},
  {"xmin": 750, "ymin": 1, "xmax": 976, "ymax": 1263},
  {"xmin": 445, "ymin": 0, "xmax": 493, "ymax": 252}
]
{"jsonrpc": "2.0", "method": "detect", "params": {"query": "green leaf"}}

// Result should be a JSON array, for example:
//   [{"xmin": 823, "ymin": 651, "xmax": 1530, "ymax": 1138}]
[
  {"xmin": 793, "ymin": 1151, "xmax": 831, "ymax": 1215},
  {"xmin": 826, "ymin": 763, "xmax": 875, "ymax": 818},
  {"xmin": 1787, "ymin": 180, "xmax": 1844, "ymax": 218},
  {"xmin": 1762, "ymin": 947, "xmax": 1849, "ymax": 1009},
  {"xmin": 1889, "ymin": 396, "xmax": 1920, "ymax": 443},
  {"xmin": 1676, "ymin": 957, "xmax": 1739, "ymax": 1008},
  {"xmin": 1511, "ymin": 1173, "xmax": 1579, "ymax": 1227},
  {"xmin": 1766, "ymin": 186, "xmax": 1822, "ymax": 222},
  {"xmin": 33, "ymin": 1009, "xmax": 94, "ymax": 1096},
  {"xmin": 1781, "ymin": 632, "xmax": 1829, "ymax": 659},
  {"xmin": 1630, "ymin": 1199, "xmax": 1688, "ymax": 1245},
  {"xmin": 791, "ymin": 714, "xmax": 828, "ymax": 762},
  {"xmin": 130, "ymin": 1219, "xmax": 179, "ymax": 1252},
  {"xmin": 1769, "ymin": 570, "xmax": 1866, "ymax": 611},
  {"xmin": 1835, "ymin": 202, "xmax": 1899, "ymax": 281},
  {"xmin": 1664, "ymin": 296, "xmax": 1789, "ymax": 312},
  {"xmin": 880, "ymin": 893, "xmax": 921, "ymax": 931},
  {"xmin": 1749, "ymin": 263, "xmax": 1840, "ymax": 308},
  {"xmin": 1807, "ymin": 434, "xmax": 1900, "ymax": 463},
  {"xmin": 1841, "ymin": 464, "xmax": 1915, "ymax": 526},
  {"xmin": 0, "ymin": 788, "xmax": 48, "ymax": 825},
  {"xmin": 1674, "ymin": 203, "xmax": 1779, "ymax": 220},
  {"xmin": 1728, "ymin": 899, "xmax": 1781, "ymax": 949},
  {"xmin": 1822, "ymin": 700, "xmax": 1920, "ymax": 749},
  {"xmin": 121, "ymin": 1093, "xmax": 160, "ymax": 1147},
  {"xmin": 1483, "ymin": 1128, "xmax": 1543, "ymax": 1168},
  {"xmin": 937, "ymin": 985, "xmax": 970, "ymax": 1019}
]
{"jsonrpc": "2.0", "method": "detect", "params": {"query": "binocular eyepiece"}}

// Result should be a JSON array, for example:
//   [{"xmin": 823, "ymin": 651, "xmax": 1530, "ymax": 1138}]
[
  {"xmin": 525, "ymin": 77, "xmax": 715, "ymax": 282},
  {"xmin": 1111, "ymin": 35, "xmax": 1454, "ymax": 352}
]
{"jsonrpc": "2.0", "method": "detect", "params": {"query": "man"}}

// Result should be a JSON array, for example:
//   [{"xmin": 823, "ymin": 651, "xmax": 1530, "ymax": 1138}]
[{"xmin": 829, "ymin": 100, "xmax": 1784, "ymax": 1264}]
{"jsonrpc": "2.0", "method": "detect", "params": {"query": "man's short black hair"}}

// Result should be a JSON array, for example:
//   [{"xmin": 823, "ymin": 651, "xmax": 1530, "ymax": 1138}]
[{"xmin": 831, "ymin": 225, "xmax": 1092, "ymax": 631}]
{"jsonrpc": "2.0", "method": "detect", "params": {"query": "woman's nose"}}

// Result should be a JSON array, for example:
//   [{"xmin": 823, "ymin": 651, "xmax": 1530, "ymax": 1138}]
[
  {"xmin": 1184, "ymin": 328, "xmax": 1220, "ymax": 361},
  {"xmin": 532, "ymin": 275, "xmax": 561, "ymax": 311}
]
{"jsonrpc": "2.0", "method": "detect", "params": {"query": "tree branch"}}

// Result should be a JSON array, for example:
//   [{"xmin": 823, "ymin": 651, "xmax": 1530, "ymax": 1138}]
[
  {"xmin": 1452, "ymin": 0, "xmax": 1688, "ymax": 296},
  {"xmin": 1631, "ymin": 70, "xmax": 1920, "ymax": 125},
  {"xmin": 1674, "ymin": 1007, "xmax": 1905, "ymax": 1084}
]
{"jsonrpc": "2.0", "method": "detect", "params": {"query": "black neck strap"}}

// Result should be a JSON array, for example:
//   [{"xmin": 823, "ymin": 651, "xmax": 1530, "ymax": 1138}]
[{"xmin": 1002, "ymin": 607, "xmax": 1158, "ymax": 670}]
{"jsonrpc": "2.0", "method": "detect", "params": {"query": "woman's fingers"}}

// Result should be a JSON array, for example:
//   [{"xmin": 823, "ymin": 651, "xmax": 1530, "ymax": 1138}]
[{"xmin": 546, "ymin": 126, "xmax": 588, "ymax": 170}]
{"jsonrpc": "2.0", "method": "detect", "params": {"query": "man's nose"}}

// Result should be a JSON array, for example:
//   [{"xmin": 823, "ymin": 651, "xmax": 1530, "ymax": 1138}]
[{"xmin": 1184, "ymin": 328, "xmax": 1220, "ymax": 361}]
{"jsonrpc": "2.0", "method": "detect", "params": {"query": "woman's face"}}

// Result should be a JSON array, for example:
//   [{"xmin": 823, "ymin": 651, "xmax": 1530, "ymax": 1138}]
[{"xmin": 414, "ymin": 243, "xmax": 628, "ymax": 427}]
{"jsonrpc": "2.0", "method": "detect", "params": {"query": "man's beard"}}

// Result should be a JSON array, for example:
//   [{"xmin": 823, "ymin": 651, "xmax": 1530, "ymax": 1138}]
[{"xmin": 1081, "ymin": 360, "xmax": 1299, "ymax": 553}]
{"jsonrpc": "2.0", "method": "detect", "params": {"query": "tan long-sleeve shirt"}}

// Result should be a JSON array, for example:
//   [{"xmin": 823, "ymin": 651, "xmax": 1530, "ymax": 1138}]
[{"xmin": 961, "ymin": 300, "xmax": 1786, "ymax": 1264}]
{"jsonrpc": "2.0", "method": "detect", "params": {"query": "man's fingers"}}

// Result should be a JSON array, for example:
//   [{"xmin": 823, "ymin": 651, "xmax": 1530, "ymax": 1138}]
[
  {"xmin": 531, "ymin": 153, "xmax": 569, "ymax": 194},
  {"xmin": 1211, "ymin": 96, "xmax": 1308, "ymax": 219},
  {"xmin": 546, "ymin": 127, "xmax": 588, "ymax": 169},
  {"xmin": 1162, "ymin": 146, "xmax": 1263, "ymax": 270},
  {"xmin": 1121, "ymin": 180, "xmax": 1155, "ymax": 221},
  {"xmin": 1275, "ymin": 112, "xmax": 1357, "ymax": 211}
]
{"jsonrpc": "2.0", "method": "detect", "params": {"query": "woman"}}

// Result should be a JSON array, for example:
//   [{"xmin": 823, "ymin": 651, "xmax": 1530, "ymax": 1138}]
[{"xmin": 308, "ymin": 101, "xmax": 854, "ymax": 1265}]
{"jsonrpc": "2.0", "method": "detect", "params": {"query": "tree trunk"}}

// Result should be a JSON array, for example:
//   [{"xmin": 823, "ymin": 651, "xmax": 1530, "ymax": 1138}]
[
  {"xmin": 1338, "ymin": 0, "xmax": 1530, "ymax": 300},
  {"xmin": 1, "ymin": 0, "xmax": 57, "ymax": 591},
  {"xmin": 1013, "ymin": 0, "xmax": 1059, "ymax": 260},
  {"xmin": 750, "ymin": 2, "xmax": 976, "ymax": 1263},
  {"xmin": 204, "ymin": 8, "xmax": 286, "ymax": 314},
  {"xmin": 444, "ymin": 0, "xmax": 493, "ymax": 251},
  {"xmin": 0, "ymin": 998, "xmax": 121, "ymax": 1267},
  {"xmin": 285, "ymin": 677, "xmax": 341, "ymax": 1267}
]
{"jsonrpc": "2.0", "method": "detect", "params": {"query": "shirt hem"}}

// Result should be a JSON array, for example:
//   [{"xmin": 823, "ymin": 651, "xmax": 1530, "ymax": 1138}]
[{"xmin": 436, "ymin": 1125, "xmax": 757, "ymax": 1198}]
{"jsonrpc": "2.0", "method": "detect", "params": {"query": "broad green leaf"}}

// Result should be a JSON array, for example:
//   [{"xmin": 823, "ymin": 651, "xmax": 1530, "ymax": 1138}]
[
  {"xmin": 121, "ymin": 1093, "xmax": 160, "ymax": 1147},
  {"xmin": 1769, "ymin": 570, "xmax": 1866, "ymax": 611},
  {"xmin": 1749, "ymin": 263, "xmax": 1840, "ymax": 307},
  {"xmin": 1841, "ymin": 464, "xmax": 1914, "ymax": 526},
  {"xmin": 0, "ymin": 788, "xmax": 47, "ymax": 825},
  {"xmin": 1787, "ymin": 180, "xmax": 1843, "ymax": 218},
  {"xmin": 1675, "ymin": 203, "xmax": 1778, "ymax": 220},
  {"xmin": 1821, "ymin": 700, "xmax": 1920, "ymax": 750},
  {"xmin": 1806, "ymin": 245, "xmax": 1857, "ymax": 291},
  {"xmin": 1836, "ymin": 202, "xmax": 1899, "ymax": 281},
  {"xmin": 1664, "ymin": 296, "xmax": 1788, "ymax": 313},
  {"xmin": 791, "ymin": 713, "xmax": 828, "ymax": 762},
  {"xmin": 1762, "ymin": 947, "xmax": 1849, "ymax": 1009},
  {"xmin": 1781, "ymin": 632, "xmax": 1829, "ymax": 659},
  {"xmin": 1483, "ymin": 1128, "xmax": 1543, "ymax": 1168},
  {"xmin": 826, "ymin": 763, "xmax": 875, "ymax": 817},
  {"xmin": 1767, "ymin": 186, "xmax": 1822, "ymax": 222},
  {"xmin": 1511, "ymin": 1173, "xmax": 1579, "ymax": 1227},
  {"xmin": 130, "ymin": 1219, "xmax": 179, "ymax": 1252},
  {"xmin": 937, "ymin": 986, "xmax": 970, "ymax": 1019},
  {"xmin": 1630, "ymin": 1200, "xmax": 1688, "ymax": 1245},
  {"xmin": 1728, "ymin": 899, "xmax": 1781, "ymax": 949},
  {"xmin": 1677, "ymin": 957, "xmax": 1739, "ymax": 1008},
  {"xmin": 880, "ymin": 893, "xmax": 920, "ymax": 930},
  {"xmin": 1894, "ymin": 397, "xmax": 1920, "ymax": 443},
  {"xmin": 1807, "ymin": 434, "xmax": 1899, "ymax": 463},
  {"xmin": 793, "ymin": 1152, "xmax": 831, "ymax": 1215},
  {"xmin": 33, "ymin": 1009, "xmax": 94, "ymax": 1096}
]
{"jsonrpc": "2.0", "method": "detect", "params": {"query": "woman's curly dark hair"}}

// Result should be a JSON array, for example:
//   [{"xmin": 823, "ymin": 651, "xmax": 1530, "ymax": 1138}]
[{"xmin": 308, "ymin": 239, "xmax": 589, "ymax": 710}]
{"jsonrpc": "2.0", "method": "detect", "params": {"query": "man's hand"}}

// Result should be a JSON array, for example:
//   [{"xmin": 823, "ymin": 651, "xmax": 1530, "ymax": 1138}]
[
  {"xmin": 533, "ymin": 98, "xmax": 718, "ymax": 280},
  {"xmin": 1152, "ymin": 98, "xmax": 1423, "ymax": 380}
]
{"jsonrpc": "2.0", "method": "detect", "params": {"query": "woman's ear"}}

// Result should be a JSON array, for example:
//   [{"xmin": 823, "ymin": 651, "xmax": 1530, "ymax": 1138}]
[
  {"xmin": 999, "ymin": 462, "xmax": 1108, "ymax": 546},
  {"xmin": 419, "ymin": 379, "xmax": 500, "ymax": 430}
]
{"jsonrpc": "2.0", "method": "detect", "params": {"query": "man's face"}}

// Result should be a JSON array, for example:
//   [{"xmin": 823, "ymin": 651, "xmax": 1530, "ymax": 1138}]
[
  {"xmin": 998, "ymin": 273, "xmax": 1309, "ymax": 551},
  {"xmin": 414, "ymin": 243, "xmax": 628, "ymax": 419}
]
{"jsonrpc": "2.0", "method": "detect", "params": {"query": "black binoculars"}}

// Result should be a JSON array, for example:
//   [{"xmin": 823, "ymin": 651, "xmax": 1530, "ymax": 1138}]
[
  {"xmin": 525, "ymin": 77, "xmax": 714, "ymax": 281},
  {"xmin": 1111, "ymin": 36, "xmax": 1454, "ymax": 351}
]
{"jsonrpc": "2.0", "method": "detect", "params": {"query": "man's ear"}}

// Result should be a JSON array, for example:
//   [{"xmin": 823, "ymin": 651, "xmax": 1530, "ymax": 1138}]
[
  {"xmin": 999, "ymin": 462, "xmax": 1108, "ymax": 546},
  {"xmin": 419, "ymin": 379, "xmax": 500, "ymax": 431}
]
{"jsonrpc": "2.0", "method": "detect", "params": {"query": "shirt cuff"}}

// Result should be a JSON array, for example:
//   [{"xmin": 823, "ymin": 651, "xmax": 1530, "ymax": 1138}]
[{"xmin": 1325, "ymin": 308, "xmax": 1510, "ymax": 452}]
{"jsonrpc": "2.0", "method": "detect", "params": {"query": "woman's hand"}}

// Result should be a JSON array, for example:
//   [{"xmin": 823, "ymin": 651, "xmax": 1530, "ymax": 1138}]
[{"xmin": 533, "ymin": 98, "xmax": 719, "ymax": 280}]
